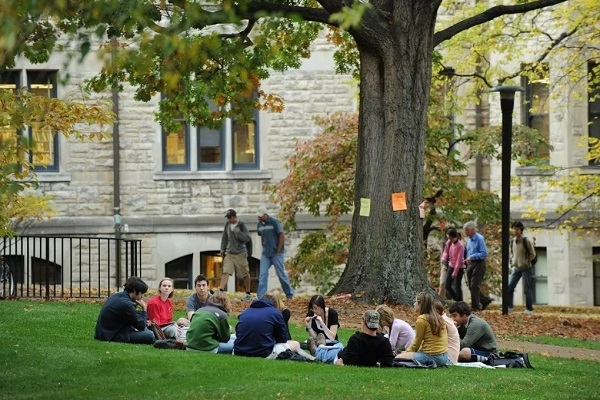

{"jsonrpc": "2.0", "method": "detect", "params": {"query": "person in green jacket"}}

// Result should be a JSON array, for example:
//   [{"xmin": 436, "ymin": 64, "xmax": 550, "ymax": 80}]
[{"xmin": 186, "ymin": 291, "xmax": 235, "ymax": 353}]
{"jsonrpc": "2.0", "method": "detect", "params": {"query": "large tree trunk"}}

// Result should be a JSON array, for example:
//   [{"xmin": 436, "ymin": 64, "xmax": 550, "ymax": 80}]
[{"xmin": 332, "ymin": 1, "xmax": 441, "ymax": 305}]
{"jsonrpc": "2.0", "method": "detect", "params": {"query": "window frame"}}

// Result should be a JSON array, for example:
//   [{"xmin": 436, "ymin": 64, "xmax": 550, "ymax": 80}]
[
  {"xmin": 161, "ymin": 122, "xmax": 190, "ymax": 171},
  {"xmin": 231, "ymin": 107, "xmax": 260, "ymax": 171}
]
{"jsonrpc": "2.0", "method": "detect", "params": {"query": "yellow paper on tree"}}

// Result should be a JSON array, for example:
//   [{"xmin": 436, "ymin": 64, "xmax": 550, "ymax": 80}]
[{"xmin": 360, "ymin": 198, "xmax": 371, "ymax": 216}]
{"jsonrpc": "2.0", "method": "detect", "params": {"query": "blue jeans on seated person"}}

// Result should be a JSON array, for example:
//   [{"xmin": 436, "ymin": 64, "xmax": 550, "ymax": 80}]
[
  {"xmin": 217, "ymin": 334, "xmax": 236, "ymax": 354},
  {"xmin": 315, "ymin": 342, "xmax": 344, "ymax": 363},
  {"xmin": 413, "ymin": 351, "xmax": 452, "ymax": 366}
]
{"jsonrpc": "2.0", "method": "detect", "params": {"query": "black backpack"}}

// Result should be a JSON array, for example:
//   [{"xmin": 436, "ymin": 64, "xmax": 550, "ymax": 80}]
[
  {"xmin": 275, "ymin": 349, "xmax": 314, "ymax": 362},
  {"xmin": 486, "ymin": 351, "xmax": 533, "ymax": 368}
]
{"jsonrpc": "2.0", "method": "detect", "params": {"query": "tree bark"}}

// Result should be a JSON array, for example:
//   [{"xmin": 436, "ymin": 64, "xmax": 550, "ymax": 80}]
[{"xmin": 332, "ymin": 1, "xmax": 441, "ymax": 305}]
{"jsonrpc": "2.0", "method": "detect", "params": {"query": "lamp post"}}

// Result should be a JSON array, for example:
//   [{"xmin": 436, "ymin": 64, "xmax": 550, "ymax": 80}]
[{"xmin": 490, "ymin": 85, "xmax": 524, "ymax": 315}]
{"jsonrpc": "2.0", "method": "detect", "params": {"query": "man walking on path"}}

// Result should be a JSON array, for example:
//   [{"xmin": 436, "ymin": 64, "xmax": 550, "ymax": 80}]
[
  {"xmin": 256, "ymin": 207, "xmax": 295, "ymax": 300},
  {"xmin": 220, "ymin": 209, "xmax": 253, "ymax": 301},
  {"xmin": 507, "ymin": 221, "xmax": 536, "ymax": 314},
  {"xmin": 463, "ymin": 221, "xmax": 492, "ymax": 311}
]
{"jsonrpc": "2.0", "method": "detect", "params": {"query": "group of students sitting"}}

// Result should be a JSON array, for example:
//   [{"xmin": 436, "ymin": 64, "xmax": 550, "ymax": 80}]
[{"xmin": 94, "ymin": 276, "xmax": 499, "ymax": 367}]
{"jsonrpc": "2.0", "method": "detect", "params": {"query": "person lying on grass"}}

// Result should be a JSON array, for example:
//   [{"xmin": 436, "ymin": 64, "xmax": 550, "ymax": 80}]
[{"xmin": 94, "ymin": 276, "xmax": 155, "ymax": 345}]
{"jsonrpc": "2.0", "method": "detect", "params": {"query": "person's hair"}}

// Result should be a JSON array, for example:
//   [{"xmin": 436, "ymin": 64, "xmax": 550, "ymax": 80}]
[
  {"xmin": 194, "ymin": 274, "xmax": 209, "ymax": 286},
  {"xmin": 434, "ymin": 300, "xmax": 445, "ymax": 315},
  {"xmin": 209, "ymin": 290, "xmax": 231, "ymax": 313},
  {"xmin": 123, "ymin": 276, "xmax": 148, "ymax": 294},
  {"xmin": 157, "ymin": 277, "xmax": 174, "ymax": 298},
  {"xmin": 463, "ymin": 221, "xmax": 477, "ymax": 231},
  {"xmin": 511, "ymin": 221, "xmax": 525, "ymax": 231},
  {"xmin": 446, "ymin": 228, "xmax": 459, "ymax": 239},
  {"xmin": 265, "ymin": 289, "xmax": 287, "ymax": 312},
  {"xmin": 448, "ymin": 301, "xmax": 471, "ymax": 316},
  {"xmin": 415, "ymin": 292, "xmax": 444, "ymax": 336},
  {"xmin": 376, "ymin": 304, "xmax": 394, "ymax": 334},
  {"xmin": 307, "ymin": 295, "xmax": 326, "ymax": 316}
]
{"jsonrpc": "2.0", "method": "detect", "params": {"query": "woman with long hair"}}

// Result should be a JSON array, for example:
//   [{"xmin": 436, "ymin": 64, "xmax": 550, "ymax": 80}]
[
  {"xmin": 305, "ymin": 294, "xmax": 339, "ymax": 341},
  {"xmin": 266, "ymin": 289, "xmax": 292, "ymax": 339},
  {"xmin": 397, "ymin": 292, "xmax": 451, "ymax": 366}
]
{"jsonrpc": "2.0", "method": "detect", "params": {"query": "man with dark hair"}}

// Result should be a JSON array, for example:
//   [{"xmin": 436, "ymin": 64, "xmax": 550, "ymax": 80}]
[
  {"xmin": 508, "ymin": 221, "xmax": 537, "ymax": 315},
  {"xmin": 178, "ymin": 274, "xmax": 212, "ymax": 326},
  {"xmin": 448, "ymin": 301, "xmax": 498, "ymax": 362},
  {"xmin": 220, "ymin": 209, "xmax": 253, "ymax": 301},
  {"xmin": 463, "ymin": 221, "xmax": 492, "ymax": 310},
  {"xmin": 94, "ymin": 276, "xmax": 155, "ymax": 344}
]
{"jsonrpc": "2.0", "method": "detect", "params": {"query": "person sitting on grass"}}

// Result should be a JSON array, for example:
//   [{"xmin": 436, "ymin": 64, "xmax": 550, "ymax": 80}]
[
  {"xmin": 186, "ymin": 291, "xmax": 235, "ymax": 354},
  {"xmin": 178, "ymin": 274, "xmax": 212, "ymax": 327},
  {"xmin": 435, "ymin": 300, "xmax": 460, "ymax": 365},
  {"xmin": 305, "ymin": 294, "xmax": 339, "ymax": 342},
  {"xmin": 146, "ymin": 277, "xmax": 179, "ymax": 339},
  {"xmin": 448, "ymin": 301, "xmax": 498, "ymax": 362},
  {"xmin": 308, "ymin": 310, "xmax": 393, "ymax": 367},
  {"xmin": 396, "ymin": 292, "xmax": 451, "ymax": 366},
  {"xmin": 94, "ymin": 276, "xmax": 155, "ymax": 344},
  {"xmin": 234, "ymin": 292, "xmax": 310, "ymax": 359},
  {"xmin": 267, "ymin": 288, "xmax": 292, "ymax": 340},
  {"xmin": 376, "ymin": 304, "xmax": 415, "ymax": 354}
]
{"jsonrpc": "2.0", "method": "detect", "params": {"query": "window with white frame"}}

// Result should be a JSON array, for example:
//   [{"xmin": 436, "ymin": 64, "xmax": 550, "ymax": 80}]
[
  {"xmin": 161, "ymin": 97, "xmax": 259, "ymax": 172},
  {"xmin": 0, "ymin": 70, "xmax": 60, "ymax": 172},
  {"xmin": 589, "ymin": 62, "xmax": 600, "ymax": 165},
  {"xmin": 521, "ymin": 64, "xmax": 550, "ymax": 161}
]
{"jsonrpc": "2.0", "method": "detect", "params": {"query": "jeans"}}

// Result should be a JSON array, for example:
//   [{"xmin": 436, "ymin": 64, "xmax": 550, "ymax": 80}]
[
  {"xmin": 128, "ymin": 327, "xmax": 155, "ymax": 344},
  {"xmin": 413, "ymin": 351, "xmax": 451, "ymax": 366},
  {"xmin": 315, "ymin": 342, "xmax": 344, "ymax": 363},
  {"xmin": 257, "ymin": 253, "xmax": 295, "ymax": 299},
  {"xmin": 217, "ymin": 334, "xmax": 236, "ymax": 354},
  {"xmin": 445, "ymin": 267, "xmax": 464, "ymax": 301},
  {"xmin": 466, "ymin": 260, "xmax": 491, "ymax": 310},
  {"xmin": 507, "ymin": 268, "xmax": 533, "ymax": 311}
]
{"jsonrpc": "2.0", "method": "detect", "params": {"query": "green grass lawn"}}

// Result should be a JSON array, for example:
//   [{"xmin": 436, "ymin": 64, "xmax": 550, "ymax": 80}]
[{"xmin": 1, "ymin": 300, "xmax": 599, "ymax": 400}]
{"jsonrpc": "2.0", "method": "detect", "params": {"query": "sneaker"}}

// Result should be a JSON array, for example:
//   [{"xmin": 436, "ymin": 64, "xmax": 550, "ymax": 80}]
[
  {"xmin": 316, "ymin": 333, "xmax": 326, "ymax": 347},
  {"xmin": 524, "ymin": 309, "xmax": 534, "ymax": 315},
  {"xmin": 307, "ymin": 338, "xmax": 316, "ymax": 356},
  {"xmin": 242, "ymin": 293, "xmax": 253, "ymax": 301}
]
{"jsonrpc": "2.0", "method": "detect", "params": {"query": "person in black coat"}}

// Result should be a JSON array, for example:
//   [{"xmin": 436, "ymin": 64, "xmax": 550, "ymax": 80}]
[{"xmin": 94, "ymin": 276, "xmax": 155, "ymax": 344}]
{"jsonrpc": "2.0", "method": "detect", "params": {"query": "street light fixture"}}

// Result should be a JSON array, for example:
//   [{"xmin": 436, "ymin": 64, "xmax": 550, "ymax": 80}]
[{"xmin": 490, "ymin": 85, "xmax": 524, "ymax": 315}]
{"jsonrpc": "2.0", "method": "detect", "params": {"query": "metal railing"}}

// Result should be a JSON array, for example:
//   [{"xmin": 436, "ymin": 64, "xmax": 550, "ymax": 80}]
[{"xmin": 0, "ymin": 235, "xmax": 142, "ymax": 299}]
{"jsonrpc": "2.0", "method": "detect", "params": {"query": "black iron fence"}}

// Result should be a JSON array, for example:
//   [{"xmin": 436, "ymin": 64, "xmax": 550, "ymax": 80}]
[{"xmin": 0, "ymin": 235, "xmax": 142, "ymax": 299}]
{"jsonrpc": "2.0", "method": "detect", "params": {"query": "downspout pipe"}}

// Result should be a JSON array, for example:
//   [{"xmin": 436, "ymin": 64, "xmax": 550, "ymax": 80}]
[{"xmin": 111, "ymin": 37, "xmax": 122, "ymax": 285}]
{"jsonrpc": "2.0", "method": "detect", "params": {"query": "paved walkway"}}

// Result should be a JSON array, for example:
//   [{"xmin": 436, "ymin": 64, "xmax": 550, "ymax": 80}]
[{"xmin": 498, "ymin": 340, "xmax": 600, "ymax": 362}]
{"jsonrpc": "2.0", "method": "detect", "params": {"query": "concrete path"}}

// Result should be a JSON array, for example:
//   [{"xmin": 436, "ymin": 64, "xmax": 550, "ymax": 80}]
[{"xmin": 498, "ymin": 340, "xmax": 600, "ymax": 362}]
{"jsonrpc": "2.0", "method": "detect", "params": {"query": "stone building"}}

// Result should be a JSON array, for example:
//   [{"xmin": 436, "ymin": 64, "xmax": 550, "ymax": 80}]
[{"xmin": 3, "ymin": 22, "xmax": 599, "ymax": 306}]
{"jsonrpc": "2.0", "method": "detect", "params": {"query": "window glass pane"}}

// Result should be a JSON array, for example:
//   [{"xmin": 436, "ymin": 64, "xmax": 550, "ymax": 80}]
[
  {"xmin": 0, "ymin": 72, "xmax": 19, "ymax": 149},
  {"xmin": 198, "ymin": 127, "xmax": 222, "ymax": 164},
  {"xmin": 27, "ymin": 71, "xmax": 57, "ymax": 170},
  {"xmin": 532, "ymin": 248, "xmax": 547, "ymax": 305},
  {"xmin": 233, "ymin": 121, "xmax": 256, "ymax": 164},
  {"xmin": 594, "ymin": 248, "xmax": 600, "ymax": 306},
  {"xmin": 164, "ymin": 126, "xmax": 187, "ymax": 165},
  {"xmin": 531, "ymin": 115, "xmax": 550, "ymax": 158},
  {"xmin": 530, "ymin": 82, "xmax": 549, "ymax": 113}
]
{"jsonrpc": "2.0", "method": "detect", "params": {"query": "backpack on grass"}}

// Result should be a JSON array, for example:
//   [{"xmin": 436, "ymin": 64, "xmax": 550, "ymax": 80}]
[{"xmin": 486, "ymin": 351, "xmax": 533, "ymax": 368}]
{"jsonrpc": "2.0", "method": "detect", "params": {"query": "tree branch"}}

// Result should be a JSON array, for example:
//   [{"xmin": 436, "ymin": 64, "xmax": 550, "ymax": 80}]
[
  {"xmin": 433, "ymin": 0, "xmax": 568, "ymax": 46},
  {"xmin": 545, "ymin": 191, "xmax": 600, "ymax": 228}
]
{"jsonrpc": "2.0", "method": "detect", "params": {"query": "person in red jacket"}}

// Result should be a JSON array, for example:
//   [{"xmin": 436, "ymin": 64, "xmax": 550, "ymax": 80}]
[{"xmin": 147, "ymin": 277, "xmax": 179, "ymax": 339}]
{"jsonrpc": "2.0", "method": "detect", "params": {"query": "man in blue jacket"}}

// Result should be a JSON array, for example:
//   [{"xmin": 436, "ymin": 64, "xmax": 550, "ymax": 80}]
[
  {"xmin": 94, "ymin": 276, "xmax": 155, "ymax": 344},
  {"xmin": 233, "ymin": 293, "xmax": 303, "ymax": 358},
  {"xmin": 463, "ymin": 221, "xmax": 492, "ymax": 311}
]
